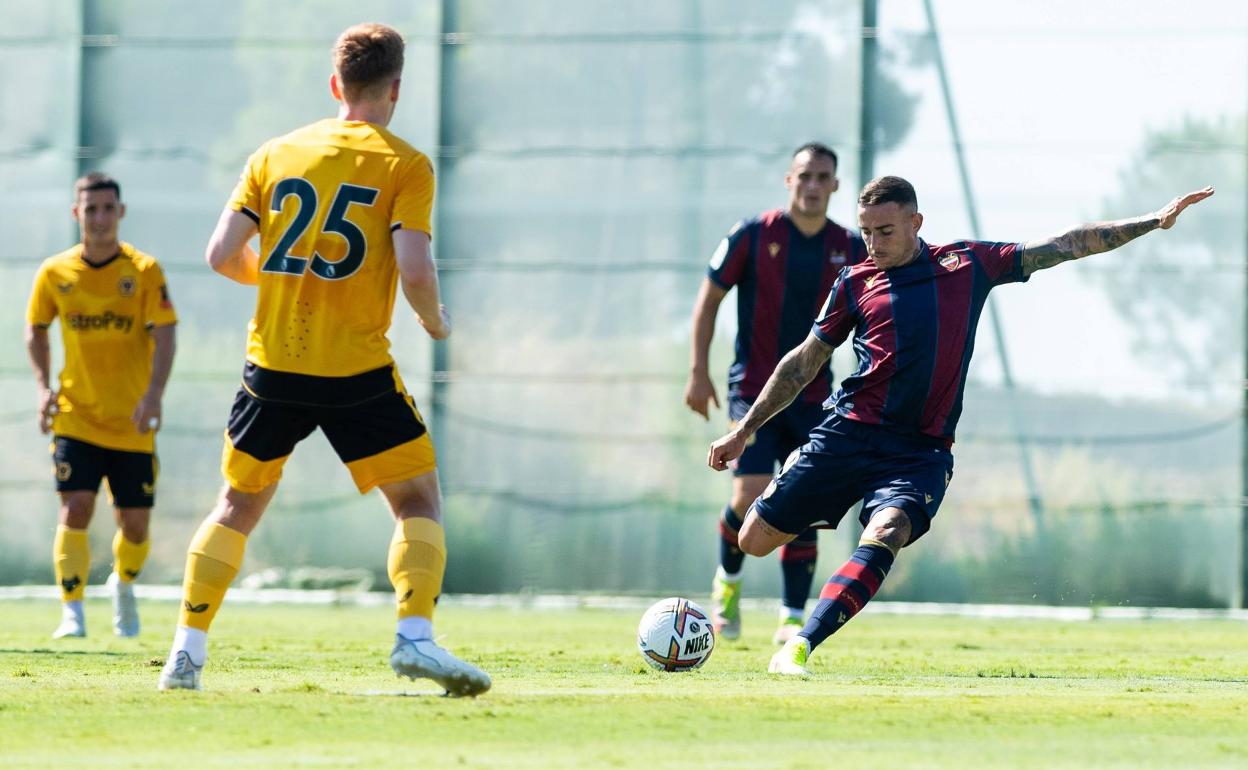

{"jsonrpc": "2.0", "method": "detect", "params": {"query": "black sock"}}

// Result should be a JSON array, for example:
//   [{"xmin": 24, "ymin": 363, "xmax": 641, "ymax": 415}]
[
  {"xmin": 778, "ymin": 529, "xmax": 818, "ymax": 613},
  {"xmin": 718, "ymin": 505, "xmax": 745, "ymax": 575}
]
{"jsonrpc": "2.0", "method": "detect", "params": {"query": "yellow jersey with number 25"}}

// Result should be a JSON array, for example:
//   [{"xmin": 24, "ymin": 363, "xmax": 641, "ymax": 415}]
[{"xmin": 227, "ymin": 118, "xmax": 435, "ymax": 378}]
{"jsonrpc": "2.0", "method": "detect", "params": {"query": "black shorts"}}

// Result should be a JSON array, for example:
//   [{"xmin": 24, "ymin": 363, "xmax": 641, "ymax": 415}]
[
  {"xmin": 51, "ymin": 436, "xmax": 157, "ymax": 508},
  {"xmin": 222, "ymin": 364, "xmax": 436, "ymax": 494},
  {"xmin": 727, "ymin": 394, "xmax": 827, "ymax": 477}
]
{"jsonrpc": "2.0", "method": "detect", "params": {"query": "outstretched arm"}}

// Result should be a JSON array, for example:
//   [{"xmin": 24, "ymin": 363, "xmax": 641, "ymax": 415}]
[
  {"xmin": 1021, "ymin": 187, "xmax": 1214, "ymax": 276},
  {"xmin": 707, "ymin": 333, "xmax": 833, "ymax": 470}
]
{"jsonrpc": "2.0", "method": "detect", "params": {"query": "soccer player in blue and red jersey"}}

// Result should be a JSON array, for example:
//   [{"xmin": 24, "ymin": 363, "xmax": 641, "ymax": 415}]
[
  {"xmin": 684, "ymin": 143, "xmax": 864, "ymax": 644},
  {"xmin": 707, "ymin": 175, "xmax": 1214, "ymax": 675}
]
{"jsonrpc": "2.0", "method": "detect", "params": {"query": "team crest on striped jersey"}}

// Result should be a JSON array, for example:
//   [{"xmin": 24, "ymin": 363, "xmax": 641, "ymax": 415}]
[
  {"xmin": 865, "ymin": 274, "xmax": 879, "ymax": 289},
  {"xmin": 939, "ymin": 253, "xmax": 961, "ymax": 271},
  {"xmin": 767, "ymin": 242, "xmax": 780, "ymax": 258}
]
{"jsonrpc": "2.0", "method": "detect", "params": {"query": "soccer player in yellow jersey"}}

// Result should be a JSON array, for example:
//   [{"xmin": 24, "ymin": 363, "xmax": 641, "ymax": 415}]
[
  {"xmin": 159, "ymin": 22, "xmax": 490, "ymax": 696},
  {"xmin": 25, "ymin": 172, "xmax": 178, "ymax": 639}
]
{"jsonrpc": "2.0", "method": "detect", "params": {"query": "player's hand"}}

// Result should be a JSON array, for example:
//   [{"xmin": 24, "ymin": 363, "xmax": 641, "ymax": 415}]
[
  {"xmin": 131, "ymin": 393, "xmax": 162, "ymax": 434},
  {"xmin": 419, "ymin": 305, "xmax": 452, "ymax": 340},
  {"xmin": 37, "ymin": 388, "xmax": 58, "ymax": 434},
  {"xmin": 683, "ymin": 370, "xmax": 720, "ymax": 420},
  {"xmin": 708, "ymin": 428, "xmax": 749, "ymax": 472},
  {"xmin": 1156, "ymin": 186, "xmax": 1214, "ymax": 229}
]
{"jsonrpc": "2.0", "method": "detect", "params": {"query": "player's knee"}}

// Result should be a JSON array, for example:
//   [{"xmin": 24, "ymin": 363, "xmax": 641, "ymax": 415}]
[
  {"xmin": 117, "ymin": 509, "xmax": 150, "ymax": 542},
  {"xmin": 59, "ymin": 493, "xmax": 94, "ymax": 527},
  {"xmin": 738, "ymin": 518, "xmax": 782, "ymax": 557},
  {"xmin": 738, "ymin": 533, "xmax": 772, "ymax": 557},
  {"xmin": 863, "ymin": 507, "xmax": 911, "ymax": 550},
  {"xmin": 208, "ymin": 483, "xmax": 273, "ymax": 535},
  {"xmin": 379, "ymin": 471, "xmax": 442, "ymax": 522}
]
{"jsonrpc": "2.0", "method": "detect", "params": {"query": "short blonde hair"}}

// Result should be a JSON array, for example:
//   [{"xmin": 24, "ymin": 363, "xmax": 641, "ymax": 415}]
[{"xmin": 333, "ymin": 23, "xmax": 405, "ymax": 101}]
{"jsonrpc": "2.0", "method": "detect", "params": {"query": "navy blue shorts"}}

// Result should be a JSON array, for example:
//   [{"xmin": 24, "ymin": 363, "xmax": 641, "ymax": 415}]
[
  {"xmin": 750, "ymin": 415, "xmax": 954, "ymax": 545},
  {"xmin": 727, "ymin": 394, "xmax": 827, "ymax": 477}
]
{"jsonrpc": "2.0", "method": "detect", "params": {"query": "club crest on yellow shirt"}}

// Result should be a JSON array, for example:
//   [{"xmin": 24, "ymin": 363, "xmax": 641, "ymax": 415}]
[{"xmin": 118, "ymin": 276, "xmax": 136, "ymax": 297}]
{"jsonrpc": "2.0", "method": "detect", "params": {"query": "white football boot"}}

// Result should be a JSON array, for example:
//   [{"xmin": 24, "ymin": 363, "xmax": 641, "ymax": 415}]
[
  {"xmin": 158, "ymin": 651, "xmax": 203, "ymax": 691},
  {"xmin": 51, "ymin": 603, "xmax": 86, "ymax": 639},
  {"xmin": 390, "ymin": 635, "xmax": 491, "ymax": 697},
  {"xmin": 768, "ymin": 636, "xmax": 813, "ymax": 678},
  {"xmin": 108, "ymin": 572, "xmax": 140, "ymax": 637}
]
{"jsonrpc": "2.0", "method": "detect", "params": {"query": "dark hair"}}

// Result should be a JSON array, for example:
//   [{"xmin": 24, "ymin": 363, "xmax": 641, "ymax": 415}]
[
  {"xmin": 74, "ymin": 172, "xmax": 121, "ymax": 200},
  {"xmin": 858, "ymin": 175, "xmax": 917, "ymax": 209},
  {"xmin": 793, "ymin": 142, "xmax": 838, "ymax": 168},
  {"xmin": 333, "ymin": 23, "xmax": 405, "ymax": 100}
]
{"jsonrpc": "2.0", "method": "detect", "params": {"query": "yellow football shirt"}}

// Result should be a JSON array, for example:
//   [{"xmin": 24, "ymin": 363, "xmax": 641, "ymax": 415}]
[
  {"xmin": 26, "ymin": 243, "xmax": 178, "ymax": 452},
  {"xmin": 227, "ymin": 118, "xmax": 435, "ymax": 378}
]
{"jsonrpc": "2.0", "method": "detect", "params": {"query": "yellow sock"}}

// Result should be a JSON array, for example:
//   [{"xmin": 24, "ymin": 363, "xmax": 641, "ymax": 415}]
[
  {"xmin": 179, "ymin": 521, "xmax": 247, "ymax": 631},
  {"xmin": 387, "ymin": 517, "xmax": 446, "ymax": 620},
  {"xmin": 112, "ymin": 530, "xmax": 150, "ymax": 583},
  {"xmin": 53, "ymin": 525, "xmax": 90, "ymax": 602}
]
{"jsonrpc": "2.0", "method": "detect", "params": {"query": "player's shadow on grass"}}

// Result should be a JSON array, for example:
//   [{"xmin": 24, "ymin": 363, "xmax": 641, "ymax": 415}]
[
  {"xmin": 0, "ymin": 647, "xmax": 129, "ymax": 657},
  {"xmin": 350, "ymin": 689, "xmax": 453, "ymax": 698}
]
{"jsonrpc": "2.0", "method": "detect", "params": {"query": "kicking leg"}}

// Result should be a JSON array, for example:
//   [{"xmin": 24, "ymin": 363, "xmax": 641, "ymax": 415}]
[{"xmin": 769, "ymin": 508, "xmax": 907, "ymax": 676}]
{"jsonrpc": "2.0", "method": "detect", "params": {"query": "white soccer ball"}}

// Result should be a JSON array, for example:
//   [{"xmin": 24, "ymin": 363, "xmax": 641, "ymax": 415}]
[{"xmin": 637, "ymin": 597, "xmax": 715, "ymax": 672}]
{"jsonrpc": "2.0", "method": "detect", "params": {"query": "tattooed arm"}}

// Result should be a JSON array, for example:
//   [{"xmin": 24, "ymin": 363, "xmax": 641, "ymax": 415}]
[
  {"xmin": 1021, "ymin": 186, "xmax": 1214, "ymax": 276},
  {"xmin": 708, "ymin": 333, "xmax": 833, "ymax": 471}
]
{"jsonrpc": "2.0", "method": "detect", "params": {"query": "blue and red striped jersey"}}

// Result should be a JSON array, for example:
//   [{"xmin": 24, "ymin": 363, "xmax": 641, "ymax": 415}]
[
  {"xmin": 707, "ymin": 209, "xmax": 864, "ymax": 403},
  {"xmin": 812, "ymin": 239, "xmax": 1028, "ymax": 440}
]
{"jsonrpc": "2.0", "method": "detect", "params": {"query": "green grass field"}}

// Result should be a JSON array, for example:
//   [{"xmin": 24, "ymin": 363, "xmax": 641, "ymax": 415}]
[{"xmin": 1, "ymin": 598, "xmax": 1246, "ymax": 769}]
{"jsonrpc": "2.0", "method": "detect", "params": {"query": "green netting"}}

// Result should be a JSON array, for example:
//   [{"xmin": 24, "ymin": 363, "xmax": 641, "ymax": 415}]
[{"xmin": 0, "ymin": 0, "xmax": 1243, "ymax": 606}]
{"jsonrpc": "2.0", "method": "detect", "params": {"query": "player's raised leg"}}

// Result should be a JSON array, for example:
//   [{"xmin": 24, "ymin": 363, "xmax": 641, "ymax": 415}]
[
  {"xmin": 159, "ymin": 483, "xmax": 272, "ymax": 691},
  {"xmin": 770, "ymin": 509, "xmax": 905, "ymax": 676},
  {"xmin": 51, "ymin": 491, "xmax": 95, "ymax": 638},
  {"xmin": 382, "ymin": 471, "xmax": 490, "ymax": 697},
  {"xmin": 108, "ymin": 506, "xmax": 151, "ymax": 637}
]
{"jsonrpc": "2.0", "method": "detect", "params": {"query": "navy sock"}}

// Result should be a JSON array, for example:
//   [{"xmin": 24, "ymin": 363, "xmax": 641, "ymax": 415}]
[
  {"xmin": 778, "ymin": 529, "xmax": 818, "ymax": 613},
  {"xmin": 800, "ymin": 541, "xmax": 895, "ymax": 651},
  {"xmin": 718, "ymin": 505, "xmax": 745, "ymax": 575}
]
